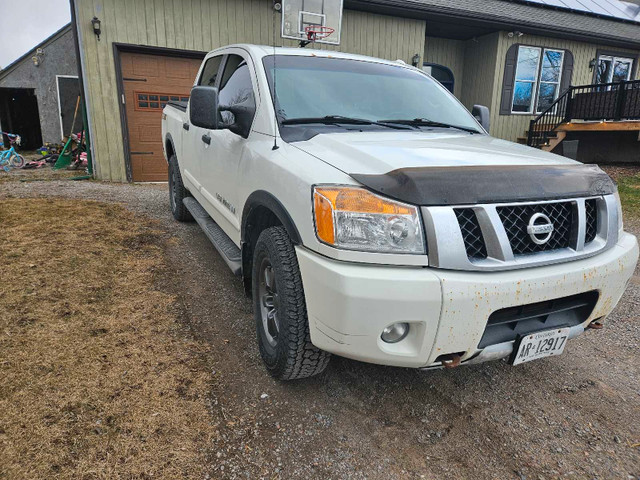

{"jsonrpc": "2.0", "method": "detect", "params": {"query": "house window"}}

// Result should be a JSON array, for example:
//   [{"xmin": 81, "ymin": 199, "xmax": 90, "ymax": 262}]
[
  {"xmin": 595, "ymin": 55, "xmax": 633, "ymax": 84},
  {"xmin": 512, "ymin": 46, "xmax": 565, "ymax": 114},
  {"xmin": 422, "ymin": 63, "xmax": 455, "ymax": 93}
]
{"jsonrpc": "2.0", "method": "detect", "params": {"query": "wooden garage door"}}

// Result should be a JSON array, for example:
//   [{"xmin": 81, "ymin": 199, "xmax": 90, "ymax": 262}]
[{"xmin": 121, "ymin": 52, "xmax": 202, "ymax": 182}]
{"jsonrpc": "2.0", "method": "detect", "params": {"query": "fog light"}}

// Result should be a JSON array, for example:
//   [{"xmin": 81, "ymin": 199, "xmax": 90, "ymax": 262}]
[{"xmin": 381, "ymin": 322, "xmax": 409, "ymax": 343}]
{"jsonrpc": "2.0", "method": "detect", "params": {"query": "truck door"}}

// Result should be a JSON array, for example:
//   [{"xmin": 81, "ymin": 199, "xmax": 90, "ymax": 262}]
[
  {"xmin": 198, "ymin": 53, "xmax": 257, "ymax": 240},
  {"xmin": 182, "ymin": 54, "xmax": 224, "ymax": 192}
]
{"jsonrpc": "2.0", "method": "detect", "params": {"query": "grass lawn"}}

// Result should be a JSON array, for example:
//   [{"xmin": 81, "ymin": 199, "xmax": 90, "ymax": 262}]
[
  {"xmin": 617, "ymin": 173, "xmax": 640, "ymax": 218},
  {"xmin": 0, "ymin": 199, "xmax": 215, "ymax": 479}
]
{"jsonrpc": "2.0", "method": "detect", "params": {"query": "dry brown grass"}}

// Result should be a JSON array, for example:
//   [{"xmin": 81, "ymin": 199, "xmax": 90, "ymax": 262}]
[
  {"xmin": 0, "ymin": 199, "xmax": 216, "ymax": 479},
  {"xmin": 0, "ymin": 167, "xmax": 80, "ymax": 184}
]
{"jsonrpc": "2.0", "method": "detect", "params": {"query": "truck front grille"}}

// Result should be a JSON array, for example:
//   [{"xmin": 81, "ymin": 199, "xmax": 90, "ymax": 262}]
[
  {"xmin": 422, "ymin": 195, "xmax": 616, "ymax": 271},
  {"xmin": 497, "ymin": 201, "xmax": 574, "ymax": 255},
  {"xmin": 478, "ymin": 291, "xmax": 599, "ymax": 348},
  {"xmin": 455, "ymin": 208, "xmax": 487, "ymax": 259},
  {"xmin": 585, "ymin": 199, "xmax": 597, "ymax": 244}
]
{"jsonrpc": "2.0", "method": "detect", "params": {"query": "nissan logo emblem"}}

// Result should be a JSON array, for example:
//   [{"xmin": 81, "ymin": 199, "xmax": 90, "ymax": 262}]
[{"xmin": 527, "ymin": 212, "xmax": 554, "ymax": 245}]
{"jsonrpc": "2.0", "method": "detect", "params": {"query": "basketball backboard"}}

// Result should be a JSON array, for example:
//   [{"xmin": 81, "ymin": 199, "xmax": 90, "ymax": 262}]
[{"xmin": 280, "ymin": 0, "xmax": 344, "ymax": 45}]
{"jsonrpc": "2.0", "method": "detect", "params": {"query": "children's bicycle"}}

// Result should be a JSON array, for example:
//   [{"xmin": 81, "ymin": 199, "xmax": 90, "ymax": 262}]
[{"xmin": 0, "ymin": 133, "xmax": 25, "ymax": 171}]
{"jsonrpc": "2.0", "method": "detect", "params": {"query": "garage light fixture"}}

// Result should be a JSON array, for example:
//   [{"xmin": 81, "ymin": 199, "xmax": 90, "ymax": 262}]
[
  {"xmin": 91, "ymin": 16, "xmax": 102, "ymax": 41},
  {"xmin": 31, "ymin": 48, "xmax": 44, "ymax": 67}
]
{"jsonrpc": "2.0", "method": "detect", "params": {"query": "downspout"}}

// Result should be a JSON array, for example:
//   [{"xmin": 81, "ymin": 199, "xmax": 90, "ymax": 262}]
[{"xmin": 69, "ymin": 0, "xmax": 98, "ymax": 178}]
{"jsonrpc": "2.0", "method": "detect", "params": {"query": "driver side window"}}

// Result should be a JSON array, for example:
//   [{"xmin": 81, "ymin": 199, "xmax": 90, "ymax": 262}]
[
  {"xmin": 218, "ymin": 54, "xmax": 256, "ymax": 124},
  {"xmin": 198, "ymin": 55, "xmax": 223, "ymax": 87}
]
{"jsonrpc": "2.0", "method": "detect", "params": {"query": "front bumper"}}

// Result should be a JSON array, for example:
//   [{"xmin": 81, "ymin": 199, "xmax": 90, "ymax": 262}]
[{"xmin": 296, "ymin": 232, "xmax": 638, "ymax": 368}]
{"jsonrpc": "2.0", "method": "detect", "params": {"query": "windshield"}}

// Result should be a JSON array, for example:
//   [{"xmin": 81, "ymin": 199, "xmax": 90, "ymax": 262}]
[{"xmin": 262, "ymin": 55, "xmax": 482, "ymax": 132}]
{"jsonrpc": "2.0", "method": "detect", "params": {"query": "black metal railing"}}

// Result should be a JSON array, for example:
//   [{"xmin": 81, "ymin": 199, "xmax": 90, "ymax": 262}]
[{"xmin": 527, "ymin": 79, "xmax": 640, "ymax": 148}]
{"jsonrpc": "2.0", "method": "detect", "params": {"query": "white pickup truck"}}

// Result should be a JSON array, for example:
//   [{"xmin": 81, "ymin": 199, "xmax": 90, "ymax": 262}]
[{"xmin": 162, "ymin": 44, "xmax": 638, "ymax": 380}]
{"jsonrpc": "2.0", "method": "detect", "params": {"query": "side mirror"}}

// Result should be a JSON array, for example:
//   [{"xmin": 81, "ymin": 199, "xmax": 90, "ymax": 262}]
[
  {"xmin": 189, "ymin": 86, "xmax": 219, "ymax": 130},
  {"xmin": 472, "ymin": 105, "xmax": 490, "ymax": 132},
  {"xmin": 220, "ymin": 97, "xmax": 255, "ymax": 139}
]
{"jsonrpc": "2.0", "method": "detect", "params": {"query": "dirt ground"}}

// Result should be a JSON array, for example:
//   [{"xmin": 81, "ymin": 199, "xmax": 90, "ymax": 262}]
[{"xmin": 1, "ymin": 167, "xmax": 639, "ymax": 479}]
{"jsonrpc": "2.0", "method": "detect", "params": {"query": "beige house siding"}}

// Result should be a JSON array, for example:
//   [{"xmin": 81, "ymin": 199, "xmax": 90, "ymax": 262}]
[
  {"xmin": 75, "ymin": 0, "xmax": 426, "ymax": 181},
  {"xmin": 459, "ymin": 33, "xmax": 500, "ymax": 113},
  {"xmin": 423, "ymin": 36, "xmax": 466, "ymax": 98},
  {"xmin": 491, "ymin": 32, "xmax": 640, "ymax": 142}
]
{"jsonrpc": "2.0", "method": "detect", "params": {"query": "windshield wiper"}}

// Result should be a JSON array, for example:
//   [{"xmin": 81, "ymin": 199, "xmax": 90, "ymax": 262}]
[
  {"xmin": 281, "ymin": 115, "xmax": 412, "ymax": 130},
  {"xmin": 380, "ymin": 118, "xmax": 482, "ymax": 134}
]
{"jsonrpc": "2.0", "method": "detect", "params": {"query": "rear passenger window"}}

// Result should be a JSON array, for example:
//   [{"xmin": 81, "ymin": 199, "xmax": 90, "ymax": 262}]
[
  {"xmin": 198, "ymin": 55, "xmax": 223, "ymax": 87},
  {"xmin": 218, "ymin": 54, "xmax": 256, "ymax": 125}
]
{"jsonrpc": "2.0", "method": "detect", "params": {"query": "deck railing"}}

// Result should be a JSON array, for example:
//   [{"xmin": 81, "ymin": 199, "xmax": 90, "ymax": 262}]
[{"xmin": 527, "ymin": 79, "xmax": 640, "ymax": 148}]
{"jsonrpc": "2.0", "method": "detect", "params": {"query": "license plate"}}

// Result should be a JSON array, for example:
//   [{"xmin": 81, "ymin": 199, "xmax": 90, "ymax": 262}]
[{"xmin": 511, "ymin": 327, "xmax": 571, "ymax": 366}]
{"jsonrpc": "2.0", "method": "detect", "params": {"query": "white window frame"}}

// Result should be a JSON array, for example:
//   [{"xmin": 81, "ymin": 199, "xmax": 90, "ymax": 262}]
[
  {"xmin": 56, "ymin": 75, "xmax": 80, "ymax": 139},
  {"xmin": 510, "ymin": 46, "xmax": 565, "ymax": 115},
  {"xmin": 536, "ymin": 48, "xmax": 565, "ymax": 114},
  {"xmin": 511, "ymin": 46, "xmax": 541, "ymax": 115},
  {"xmin": 596, "ymin": 55, "xmax": 633, "ymax": 84}
]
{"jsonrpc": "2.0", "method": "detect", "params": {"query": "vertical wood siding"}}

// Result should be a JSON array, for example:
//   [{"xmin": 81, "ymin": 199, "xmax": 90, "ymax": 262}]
[
  {"xmin": 76, "ymin": 0, "xmax": 426, "ymax": 181},
  {"xmin": 423, "ymin": 36, "xmax": 466, "ymax": 98},
  {"xmin": 459, "ymin": 33, "xmax": 500, "ymax": 114},
  {"xmin": 491, "ymin": 32, "xmax": 640, "ymax": 142}
]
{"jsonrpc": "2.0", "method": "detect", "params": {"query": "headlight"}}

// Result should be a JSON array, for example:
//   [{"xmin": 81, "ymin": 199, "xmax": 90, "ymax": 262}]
[
  {"xmin": 313, "ymin": 186, "xmax": 426, "ymax": 254},
  {"xmin": 614, "ymin": 190, "xmax": 624, "ymax": 234}
]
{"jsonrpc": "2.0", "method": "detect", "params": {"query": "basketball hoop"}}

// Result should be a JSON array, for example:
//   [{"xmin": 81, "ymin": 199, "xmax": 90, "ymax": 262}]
[
  {"xmin": 281, "ymin": 0, "xmax": 343, "ymax": 46},
  {"xmin": 304, "ymin": 25, "xmax": 335, "ymax": 42}
]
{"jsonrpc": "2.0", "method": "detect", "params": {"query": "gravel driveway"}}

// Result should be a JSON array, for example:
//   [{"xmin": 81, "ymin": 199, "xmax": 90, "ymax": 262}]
[{"xmin": 2, "ymin": 177, "xmax": 639, "ymax": 480}]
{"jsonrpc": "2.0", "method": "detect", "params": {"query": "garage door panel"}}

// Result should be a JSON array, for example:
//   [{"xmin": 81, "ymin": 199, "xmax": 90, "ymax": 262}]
[
  {"xmin": 135, "ymin": 123, "xmax": 162, "ymax": 145},
  {"xmin": 121, "ymin": 51, "xmax": 202, "ymax": 182},
  {"xmin": 131, "ymin": 55, "xmax": 160, "ymax": 78},
  {"xmin": 166, "ymin": 58, "xmax": 198, "ymax": 79},
  {"xmin": 131, "ymin": 154, "xmax": 167, "ymax": 182}
]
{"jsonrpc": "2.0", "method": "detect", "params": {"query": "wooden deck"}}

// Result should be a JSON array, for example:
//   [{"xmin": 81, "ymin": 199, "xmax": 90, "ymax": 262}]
[
  {"xmin": 539, "ymin": 120, "xmax": 640, "ymax": 152},
  {"xmin": 527, "ymin": 79, "xmax": 640, "ymax": 149},
  {"xmin": 557, "ymin": 121, "xmax": 640, "ymax": 132},
  {"xmin": 517, "ymin": 121, "xmax": 640, "ymax": 150}
]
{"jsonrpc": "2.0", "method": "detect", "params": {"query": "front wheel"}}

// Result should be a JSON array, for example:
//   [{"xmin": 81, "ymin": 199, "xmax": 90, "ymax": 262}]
[
  {"xmin": 10, "ymin": 154, "xmax": 25, "ymax": 168},
  {"xmin": 252, "ymin": 226, "xmax": 330, "ymax": 380}
]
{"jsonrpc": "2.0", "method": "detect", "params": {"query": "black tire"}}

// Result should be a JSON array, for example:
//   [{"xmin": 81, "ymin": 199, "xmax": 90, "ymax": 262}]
[
  {"xmin": 168, "ymin": 155, "xmax": 193, "ymax": 222},
  {"xmin": 252, "ymin": 226, "xmax": 330, "ymax": 380}
]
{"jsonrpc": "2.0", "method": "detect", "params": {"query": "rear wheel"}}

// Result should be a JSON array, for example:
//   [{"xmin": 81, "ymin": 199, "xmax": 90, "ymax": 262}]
[
  {"xmin": 168, "ymin": 155, "xmax": 192, "ymax": 222},
  {"xmin": 252, "ymin": 226, "xmax": 330, "ymax": 380}
]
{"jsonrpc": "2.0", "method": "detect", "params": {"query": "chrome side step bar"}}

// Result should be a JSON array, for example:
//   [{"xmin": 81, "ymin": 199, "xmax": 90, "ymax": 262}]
[{"xmin": 183, "ymin": 197, "xmax": 242, "ymax": 276}]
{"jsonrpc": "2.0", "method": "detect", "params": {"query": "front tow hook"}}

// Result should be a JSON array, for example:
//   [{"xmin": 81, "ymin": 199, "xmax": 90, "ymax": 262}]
[
  {"xmin": 587, "ymin": 318, "xmax": 605, "ymax": 330},
  {"xmin": 440, "ymin": 353, "xmax": 462, "ymax": 369}
]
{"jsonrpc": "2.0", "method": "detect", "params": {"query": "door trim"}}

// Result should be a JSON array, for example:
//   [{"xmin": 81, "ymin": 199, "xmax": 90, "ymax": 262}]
[
  {"xmin": 55, "ymin": 75, "xmax": 79, "ymax": 139},
  {"xmin": 113, "ymin": 43, "xmax": 206, "ymax": 182}
]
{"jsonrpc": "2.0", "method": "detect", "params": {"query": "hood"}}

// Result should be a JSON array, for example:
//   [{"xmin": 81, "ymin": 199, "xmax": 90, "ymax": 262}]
[
  {"xmin": 293, "ymin": 130, "xmax": 577, "ymax": 175},
  {"xmin": 292, "ymin": 131, "xmax": 615, "ymax": 206}
]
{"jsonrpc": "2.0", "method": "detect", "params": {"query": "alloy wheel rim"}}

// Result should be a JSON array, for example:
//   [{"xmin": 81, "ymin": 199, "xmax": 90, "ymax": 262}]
[
  {"xmin": 170, "ymin": 169, "xmax": 177, "ymax": 211},
  {"xmin": 258, "ymin": 258, "xmax": 279, "ymax": 348}
]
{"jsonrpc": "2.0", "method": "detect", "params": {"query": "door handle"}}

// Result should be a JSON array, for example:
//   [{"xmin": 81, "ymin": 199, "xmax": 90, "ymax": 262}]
[
  {"xmin": 201, "ymin": 134, "xmax": 211, "ymax": 145},
  {"xmin": 182, "ymin": 122, "xmax": 190, "ymax": 131}
]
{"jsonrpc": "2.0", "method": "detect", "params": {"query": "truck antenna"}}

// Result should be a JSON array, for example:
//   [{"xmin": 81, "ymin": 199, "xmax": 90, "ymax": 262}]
[{"xmin": 272, "ymin": 2, "xmax": 281, "ymax": 151}]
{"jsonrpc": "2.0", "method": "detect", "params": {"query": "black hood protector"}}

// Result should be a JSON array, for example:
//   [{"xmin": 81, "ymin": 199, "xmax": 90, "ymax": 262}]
[{"xmin": 350, "ymin": 164, "xmax": 616, "ymax": 206}]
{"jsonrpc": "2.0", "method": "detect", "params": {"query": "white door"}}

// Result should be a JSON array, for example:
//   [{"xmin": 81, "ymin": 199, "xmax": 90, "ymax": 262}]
[
  {"xmin": 198, "ymin": 53, "xmax": 257, "ymax": 239},
  {"xmin": 182, "ymin": 54, "xmax": 224, "ymax": 191},
  {"xmin": 595, "ymin": 55, "xmax": 633, "ymax": 85}
]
